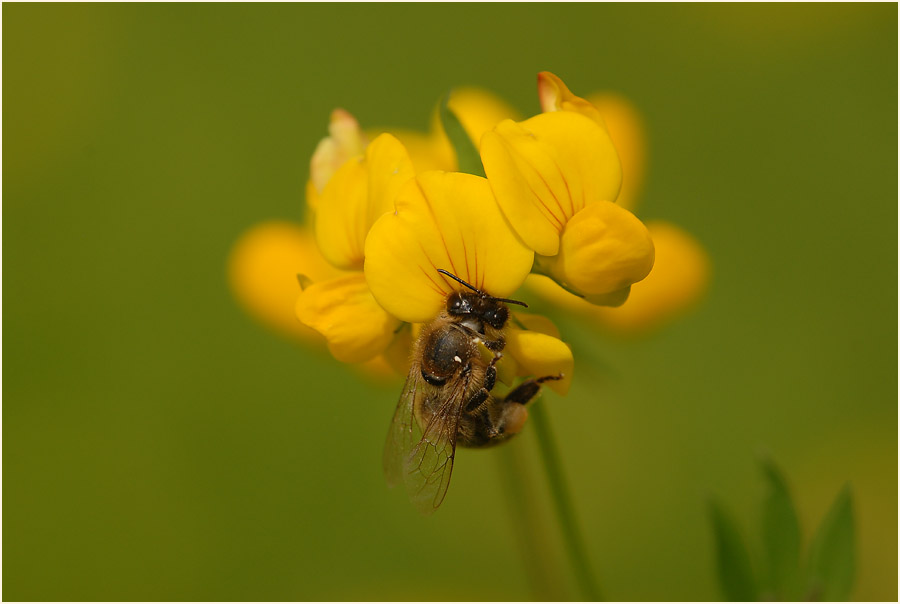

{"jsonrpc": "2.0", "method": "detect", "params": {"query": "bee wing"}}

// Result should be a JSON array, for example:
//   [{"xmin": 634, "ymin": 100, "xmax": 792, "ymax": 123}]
[
  {"xmin": 383, "ymin": 367, "xmax": 423, "ymax": 489},
  {"xmin": 403, "ymin": 383, "xmax": 468, "ymax": 514},
  {"xmin": 383, "ymin": 366, "xmax": 472, "ymax": 515}
]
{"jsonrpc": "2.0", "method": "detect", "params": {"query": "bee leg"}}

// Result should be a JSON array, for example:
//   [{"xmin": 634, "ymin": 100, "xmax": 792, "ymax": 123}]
[
  {"xmin": 503, "ymin": 374, "xmax": 563, "ymax": 405},
  {"xmin": 464, "ymin": 355, "xmax": 502, "ymax": 414},
  {"xmin": 464, "ymin": 389, "xmax": 489, "ymax": 413},
  {"xmin": 489, "ymin": 371, "xmax": 558, "ymax": 440},
  {"xmin": 483, "ymin": 336, "xmax": 505, "ymax": 352}
]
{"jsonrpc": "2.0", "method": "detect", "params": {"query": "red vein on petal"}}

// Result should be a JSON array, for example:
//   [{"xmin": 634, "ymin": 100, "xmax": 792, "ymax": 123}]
[
  {"xmin": 415, "ymin": 178, "xmax": 460, "ymax": 279},
  {"xmin": 472, "ymin": 238, "xmax": 480, "ymax": 291},
  {"xmin": 418, "ymin": 260, "xmax": 449, "ymax": 298},
  {"xmin": 527, "ymin": 159, "xmax": 568, "ymax": 223},
  {"xmin": 547, "ymin": 149, "xmax": 577, "ymax": 218},
  {"xmin": 460, "ymin": 230, "xmax": 471, "ymax": 286},
  {"xmin": 500, "ymin": 136, "xmax": 565, "ymax": 231},
  {"xmin": 506, "ymin": 129, "xmax": 567, "ymax": 223}
]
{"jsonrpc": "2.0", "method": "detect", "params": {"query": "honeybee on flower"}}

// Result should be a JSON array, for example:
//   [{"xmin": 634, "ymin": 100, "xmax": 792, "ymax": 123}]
[{"xmin": 226, "ymin": 72, "xmax": 705, "ymax": 512}]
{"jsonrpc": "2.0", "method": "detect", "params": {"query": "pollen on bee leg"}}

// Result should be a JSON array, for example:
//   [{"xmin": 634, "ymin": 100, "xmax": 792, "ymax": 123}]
[
  {"xmin": 502, "ymin": 405, "xmax": 529, "ymax": 435},
  {"xmin": 453, "ymin": 355, "xmax": 462, "ymax": 363}
]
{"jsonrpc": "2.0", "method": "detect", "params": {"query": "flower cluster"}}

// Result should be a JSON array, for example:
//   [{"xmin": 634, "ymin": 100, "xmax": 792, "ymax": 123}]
[{"xmin": 228, "ymin": 73, "xmax": 708, "ymax": 385}]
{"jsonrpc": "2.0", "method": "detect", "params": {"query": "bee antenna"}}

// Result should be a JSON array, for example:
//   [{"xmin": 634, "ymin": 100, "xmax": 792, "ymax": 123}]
[
  {"xmin": 495, "ymin": 297, "xmax": 529, "ymax": 308},
  {"xmin": 436, "ymin": 269, "xmax": 529, "ymax": 308},
  {"xmin": 436, "ymin": 269, "xmax": 484, "ymax": 295}
]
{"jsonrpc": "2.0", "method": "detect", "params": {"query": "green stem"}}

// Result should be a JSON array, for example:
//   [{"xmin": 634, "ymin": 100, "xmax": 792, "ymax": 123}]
[
  {"xmin": 530, "ymin": 400, "xmax": 602, "ymax": 601},
  {"xmin": 496, "ymin": 441, "xmax": 563, "ymax": 600}
]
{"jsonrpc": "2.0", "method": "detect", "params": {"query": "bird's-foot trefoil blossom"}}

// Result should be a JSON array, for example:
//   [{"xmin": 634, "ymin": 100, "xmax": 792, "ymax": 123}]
[
  {"xmin": 228, "ymin": 72, "xmax": 708, "ymax": 379},
  {"xmin": 520, "ymin": 72, "xmax": 711, "ymax": 332},
  {"xmin": 480, "ymin": 74, "xmax": 656, "ymax": 306}
]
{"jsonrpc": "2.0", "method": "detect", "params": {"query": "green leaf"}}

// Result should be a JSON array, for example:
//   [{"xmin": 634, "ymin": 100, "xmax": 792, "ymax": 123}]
[
  {"xmin": 806, "ymin": 485, "xmax": 855, "ymax": 601},
  {"xmin": 709, "ymin": 497, "xmax": 759, "ymax": 601},
  {"xmin": 439, "ymin": 93, "xmax": 485, "ymax": 177},
  {"xmin": 760, "ymin": 457, "xmax": 802, "ymax": 599}
]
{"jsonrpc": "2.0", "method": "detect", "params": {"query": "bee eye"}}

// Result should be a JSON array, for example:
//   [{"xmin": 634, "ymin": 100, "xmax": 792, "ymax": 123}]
[
  {"xmin": 487, "ymin": 307, "xmax": 508, "ymax": 328},
  {"xmin": 447, "ymin": 292, "xmax": 465, "ymax": 314}
]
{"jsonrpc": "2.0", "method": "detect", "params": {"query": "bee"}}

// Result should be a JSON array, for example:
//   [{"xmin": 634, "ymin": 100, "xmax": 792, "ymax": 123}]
[{"xmin": 383, "ymin": 269, "xmax": 561, "ymax": 514}]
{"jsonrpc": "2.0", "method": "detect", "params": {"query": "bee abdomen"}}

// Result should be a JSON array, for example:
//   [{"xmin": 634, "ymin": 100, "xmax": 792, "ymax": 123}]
[{"xmin": 421, "ymin": 369, "xmax": 447, "ymax": 386}]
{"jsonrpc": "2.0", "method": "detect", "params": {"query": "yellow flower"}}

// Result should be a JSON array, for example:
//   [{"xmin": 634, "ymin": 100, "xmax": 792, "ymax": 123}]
[
  {"xmin": 527, "ymin": 72, "xmax": 711, "ymax": 333},
  {"xmin": 229, "ymin": 72, "xmax": 704, "ymax": 387},
  {"xmin": 295, "ymin": 132, "xmax": 417, "ymax": 364},
  {"xmin": 364, "ymin": 170, "xmax": 573, "ymax": 394},
  {"xmin": 480, "ymin": 73, "xmax": 655, "ymax": 303}
]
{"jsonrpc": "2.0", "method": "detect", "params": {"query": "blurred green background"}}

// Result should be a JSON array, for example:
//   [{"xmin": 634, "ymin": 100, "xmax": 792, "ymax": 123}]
[{"xmin": 4, "ymin": 4, "xmax": 896, "ymax": 601}]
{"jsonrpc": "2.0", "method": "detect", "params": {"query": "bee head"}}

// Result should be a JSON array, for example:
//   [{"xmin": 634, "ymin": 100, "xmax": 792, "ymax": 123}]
[{"xmin": 439, "ymin": 269, "xmax": 526, "ymax": 330}]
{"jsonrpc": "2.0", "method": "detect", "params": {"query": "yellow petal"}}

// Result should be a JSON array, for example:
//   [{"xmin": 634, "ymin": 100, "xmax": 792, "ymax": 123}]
[
  {"xmin": 481, "ymin": 112, "xmax": 622, "ymax": 256},
  {"xmin": 594, "ymin": 221, "xmax": 711, "ymax": 333},
  {"xmin": 480, "ymin": 124, "xmax": 562, "ymax": 255},
  {"xmin": 525, "ymin": 221, "xmax": 710, "ymax": 335},
  {"xmin": 365, "ymin": 133, "xmax": 416, "ymax": 223},
  {"xmin": 586, "ymin": 92, "xmax": 646, "ymax": 212},
  {"xmin": 365, "ymin": 171, "xmax": 534, "ymax": 323},
  {"xmin": 315, "ymin": 134, "xmax": 415, "ymax": 270},
  {"xmin": 505, "ymin": 325, "xmax": 573, "ymax": 396},
  {"xmin": 542, "ymin": 201, "xmax": 654, "ymax": 296},
  {"xmin": 227, "ymin": 221, "xmax": 340, "ymax": 343},
  {"xmin": 310, "ymin": 108, "xmax": 367, "ymax": 196},
  {"xmin": 295, "ymin": 273, "xmax": 401, "ymax": 363},
  {"xmin": 537, "ymin": 71, "xmax": 607, "ymax": 127},
  {"xmin": 314, "ymin": 155, "xmax": 368, "ymax": 269}
]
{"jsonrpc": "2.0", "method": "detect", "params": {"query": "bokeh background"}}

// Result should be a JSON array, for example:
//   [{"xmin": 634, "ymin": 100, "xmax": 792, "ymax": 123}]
[{"xmin": 4, "ymin": 4, "xmax": 897, "ymax": 601}]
